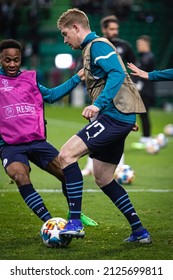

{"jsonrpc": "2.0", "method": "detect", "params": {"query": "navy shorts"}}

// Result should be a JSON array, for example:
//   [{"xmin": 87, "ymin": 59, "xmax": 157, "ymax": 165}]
[
  {"xmin": 0, "ymin": 140, "xmax": 59, "ymax": 170},
  {"xmin": 77, "ymin": 114, "xmax": 134, "ymax": 164}
]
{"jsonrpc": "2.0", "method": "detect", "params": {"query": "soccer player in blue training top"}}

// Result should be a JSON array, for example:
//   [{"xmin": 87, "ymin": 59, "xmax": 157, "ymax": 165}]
[
  {"xmin": 0, "ymin": 38, "xmax": 97, "ymax": 226},
  {"xmin": 127, "ymin": 62, "xmax": 173, "ymax": 81},
  {"xmin": 81, "ymin": 14, "xmax": 136, "ymax": 176},
  {"xmin": 57, "ymin": 8, "xmax": 152, "ymax": 243}
]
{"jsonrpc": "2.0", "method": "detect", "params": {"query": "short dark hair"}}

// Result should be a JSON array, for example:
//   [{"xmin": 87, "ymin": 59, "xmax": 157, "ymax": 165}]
[
  {"xmin": 100, "ymin": 15, "xmax": 119, "ymax": 29},
  {"xmin": 137, "ymin": 35, "xmax": 152, "ymax": 45},
  {"xmin": 0, "ymin": 39, "xmax": 22, "ymax": 53}
]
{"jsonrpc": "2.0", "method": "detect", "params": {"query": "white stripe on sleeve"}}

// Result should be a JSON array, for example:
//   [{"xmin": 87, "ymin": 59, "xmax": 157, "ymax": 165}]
[{"xmin": 94, "ymin": 51, "xmax": 116, "ymax": 64}]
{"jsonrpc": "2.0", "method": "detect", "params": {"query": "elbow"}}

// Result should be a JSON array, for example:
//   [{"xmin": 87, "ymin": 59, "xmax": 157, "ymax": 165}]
[
  {"xmin": 116, "ymin": 69, "xmax": 126, "ymax": 81},
  {"xmin": 48, "ymin": 99, "xmax": 54, "ymax": 104},
  {"xmin": 119, "ymin": 72, "xmax": 126, "ymax": 84}
]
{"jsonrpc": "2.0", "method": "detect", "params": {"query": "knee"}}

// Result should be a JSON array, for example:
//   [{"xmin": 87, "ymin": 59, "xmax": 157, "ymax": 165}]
[
  {"xmin": 94, "ymin": 174, "xmax": 114, "ymax": 188},
  {"xmin": 58, "ymin": 149, "xmax": 72, "ymax": 168},
  {"xmin": 94, "ymin": 176, "xmax": 103, "ymax": 188},
  {"xmin": 7, "ymin": 168, "xmax": 29, "ymax": 186},
  {"xmin": 14, "ymin": 173, "xmax": 29, "ymax": 186}
]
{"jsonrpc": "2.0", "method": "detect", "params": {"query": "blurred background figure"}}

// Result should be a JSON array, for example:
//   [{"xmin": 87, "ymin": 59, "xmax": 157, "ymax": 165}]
[
  {"xmin": 100, "ymin": 14, "xmax": 136, "ymax": 66},
  {"xmin": 26, "ymin": 0, "xmax": 40, "ymax": 65},
  {"xmin": 135, "ymin": 35, "xmax": 156, "ymax": 144},
  {"xmin": 0, "ymin": 0, "xmax": 19, "ymax": 38}
]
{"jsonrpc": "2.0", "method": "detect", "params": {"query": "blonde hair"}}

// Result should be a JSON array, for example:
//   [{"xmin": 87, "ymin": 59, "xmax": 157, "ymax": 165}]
[{"xmin": 57, "ymin": 8, "xmax": 90, "ymax": 30}]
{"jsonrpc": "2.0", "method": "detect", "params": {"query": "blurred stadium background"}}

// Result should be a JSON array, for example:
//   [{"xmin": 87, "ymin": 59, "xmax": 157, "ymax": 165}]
[
  {"xmin": 0, "ymin": 0, "xmax": 173, "ymax": 108},
  {"xmin": 0, "ymin": 1, "xmax": 173, "ymax": 259}
]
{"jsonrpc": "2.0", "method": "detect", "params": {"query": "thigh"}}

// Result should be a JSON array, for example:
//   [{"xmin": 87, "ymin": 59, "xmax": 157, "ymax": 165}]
[
  {"xmin": 78, "ymin": 114, "xmax": 132, "ymax": 164},
  {"xmin": 0, "ymin": 145, "xmax": 31, "ymax": 186},
  {"xmin": 90, "ymin": 138, "xmax": 124, "ymax": 165},
  {"xmin": 28, "ymin": 141, "xmax": 59, "ymax": 170},
  {"xmin": 77, "ymin": 114, "xmax": 133, "ymax": 153},
  {"xmin": 0, "ymin": 145, "xmax": 30, "ymax": 170},
  {"xmin": 59, "ymin": 135, "xmax": 89, "ymax": 168}
]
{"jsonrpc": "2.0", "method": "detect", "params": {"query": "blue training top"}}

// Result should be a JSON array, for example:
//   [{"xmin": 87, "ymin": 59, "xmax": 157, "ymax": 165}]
[
  {"xmin": 149, "ymin": 68, "xmax": 173, "ymax": 81},
  {"xmin": 80, "ymin": 32, "xmax": 136, "ymax": 124}
]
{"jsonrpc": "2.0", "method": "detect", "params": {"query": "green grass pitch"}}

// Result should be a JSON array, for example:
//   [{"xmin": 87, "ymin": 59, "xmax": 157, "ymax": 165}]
[{"xmin": 0, "ymin": 105, "xmax": 173, "ymax": 260}]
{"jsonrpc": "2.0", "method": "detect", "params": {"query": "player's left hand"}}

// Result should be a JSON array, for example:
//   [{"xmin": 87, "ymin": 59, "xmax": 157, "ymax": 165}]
[
  {"xmin": 132, "ymin": 122, "xmax": 139, "ymax": 131},
  {"xmin": 82, "ymin": 105, "xmax": 100, "ymax": 120}
]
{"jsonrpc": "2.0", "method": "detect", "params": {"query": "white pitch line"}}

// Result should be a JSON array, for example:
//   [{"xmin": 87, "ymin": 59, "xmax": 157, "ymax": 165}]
[{"xmin": 0, "ymin": 188, "xmax": 173, "ymax": 193}]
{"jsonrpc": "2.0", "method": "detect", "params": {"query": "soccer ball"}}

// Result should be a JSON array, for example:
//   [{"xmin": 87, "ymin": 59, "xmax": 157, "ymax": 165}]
[
  {"xmin": 155, "ymin": 133, "xmax": 168, "ymax": 148},
  {"xmin": 164, "ymin": 124, "xmax": 173, "ymax": 136},
  {"xmin": 40, "ymin": 217, "xmax": 72, "ymax": 248},
  {"xmin": 115, "ymin": 164, "xmax": 135, "ymax": 184},
  {"xmin": 145, "ymin": 138, "xmax": 160, "ymax": 154}
]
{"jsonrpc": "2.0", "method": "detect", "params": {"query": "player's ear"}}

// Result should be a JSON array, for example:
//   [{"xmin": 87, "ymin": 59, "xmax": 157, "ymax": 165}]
[{"xmin": 73, "ymin": 24, "xmax": 79, "ymax": 32}]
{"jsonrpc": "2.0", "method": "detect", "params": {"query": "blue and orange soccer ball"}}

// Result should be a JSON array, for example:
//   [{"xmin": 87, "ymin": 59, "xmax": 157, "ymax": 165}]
[
  {"xmin": 40, "ymin": 217, "xmax": 72, "ymax": 248},
  {"xmin": 115, "ymin": 164, "xmax": 135, "ymax": 185}
]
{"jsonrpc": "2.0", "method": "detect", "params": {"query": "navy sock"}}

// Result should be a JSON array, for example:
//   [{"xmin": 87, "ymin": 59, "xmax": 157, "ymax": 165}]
[
  {"xmin": 19, "ymin": 184, "xmax": 52, "ymax": 222},
  {"xmin": 101, "ymin": 180, "xmax": 143, "ymax": 231},
  {"xmin": 61, "ymin": 181, "xmax": 69, "ymax": 204},
  {"xmin": 63, "ymin": 162, "xmax": 83, "ymax": 220}
]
